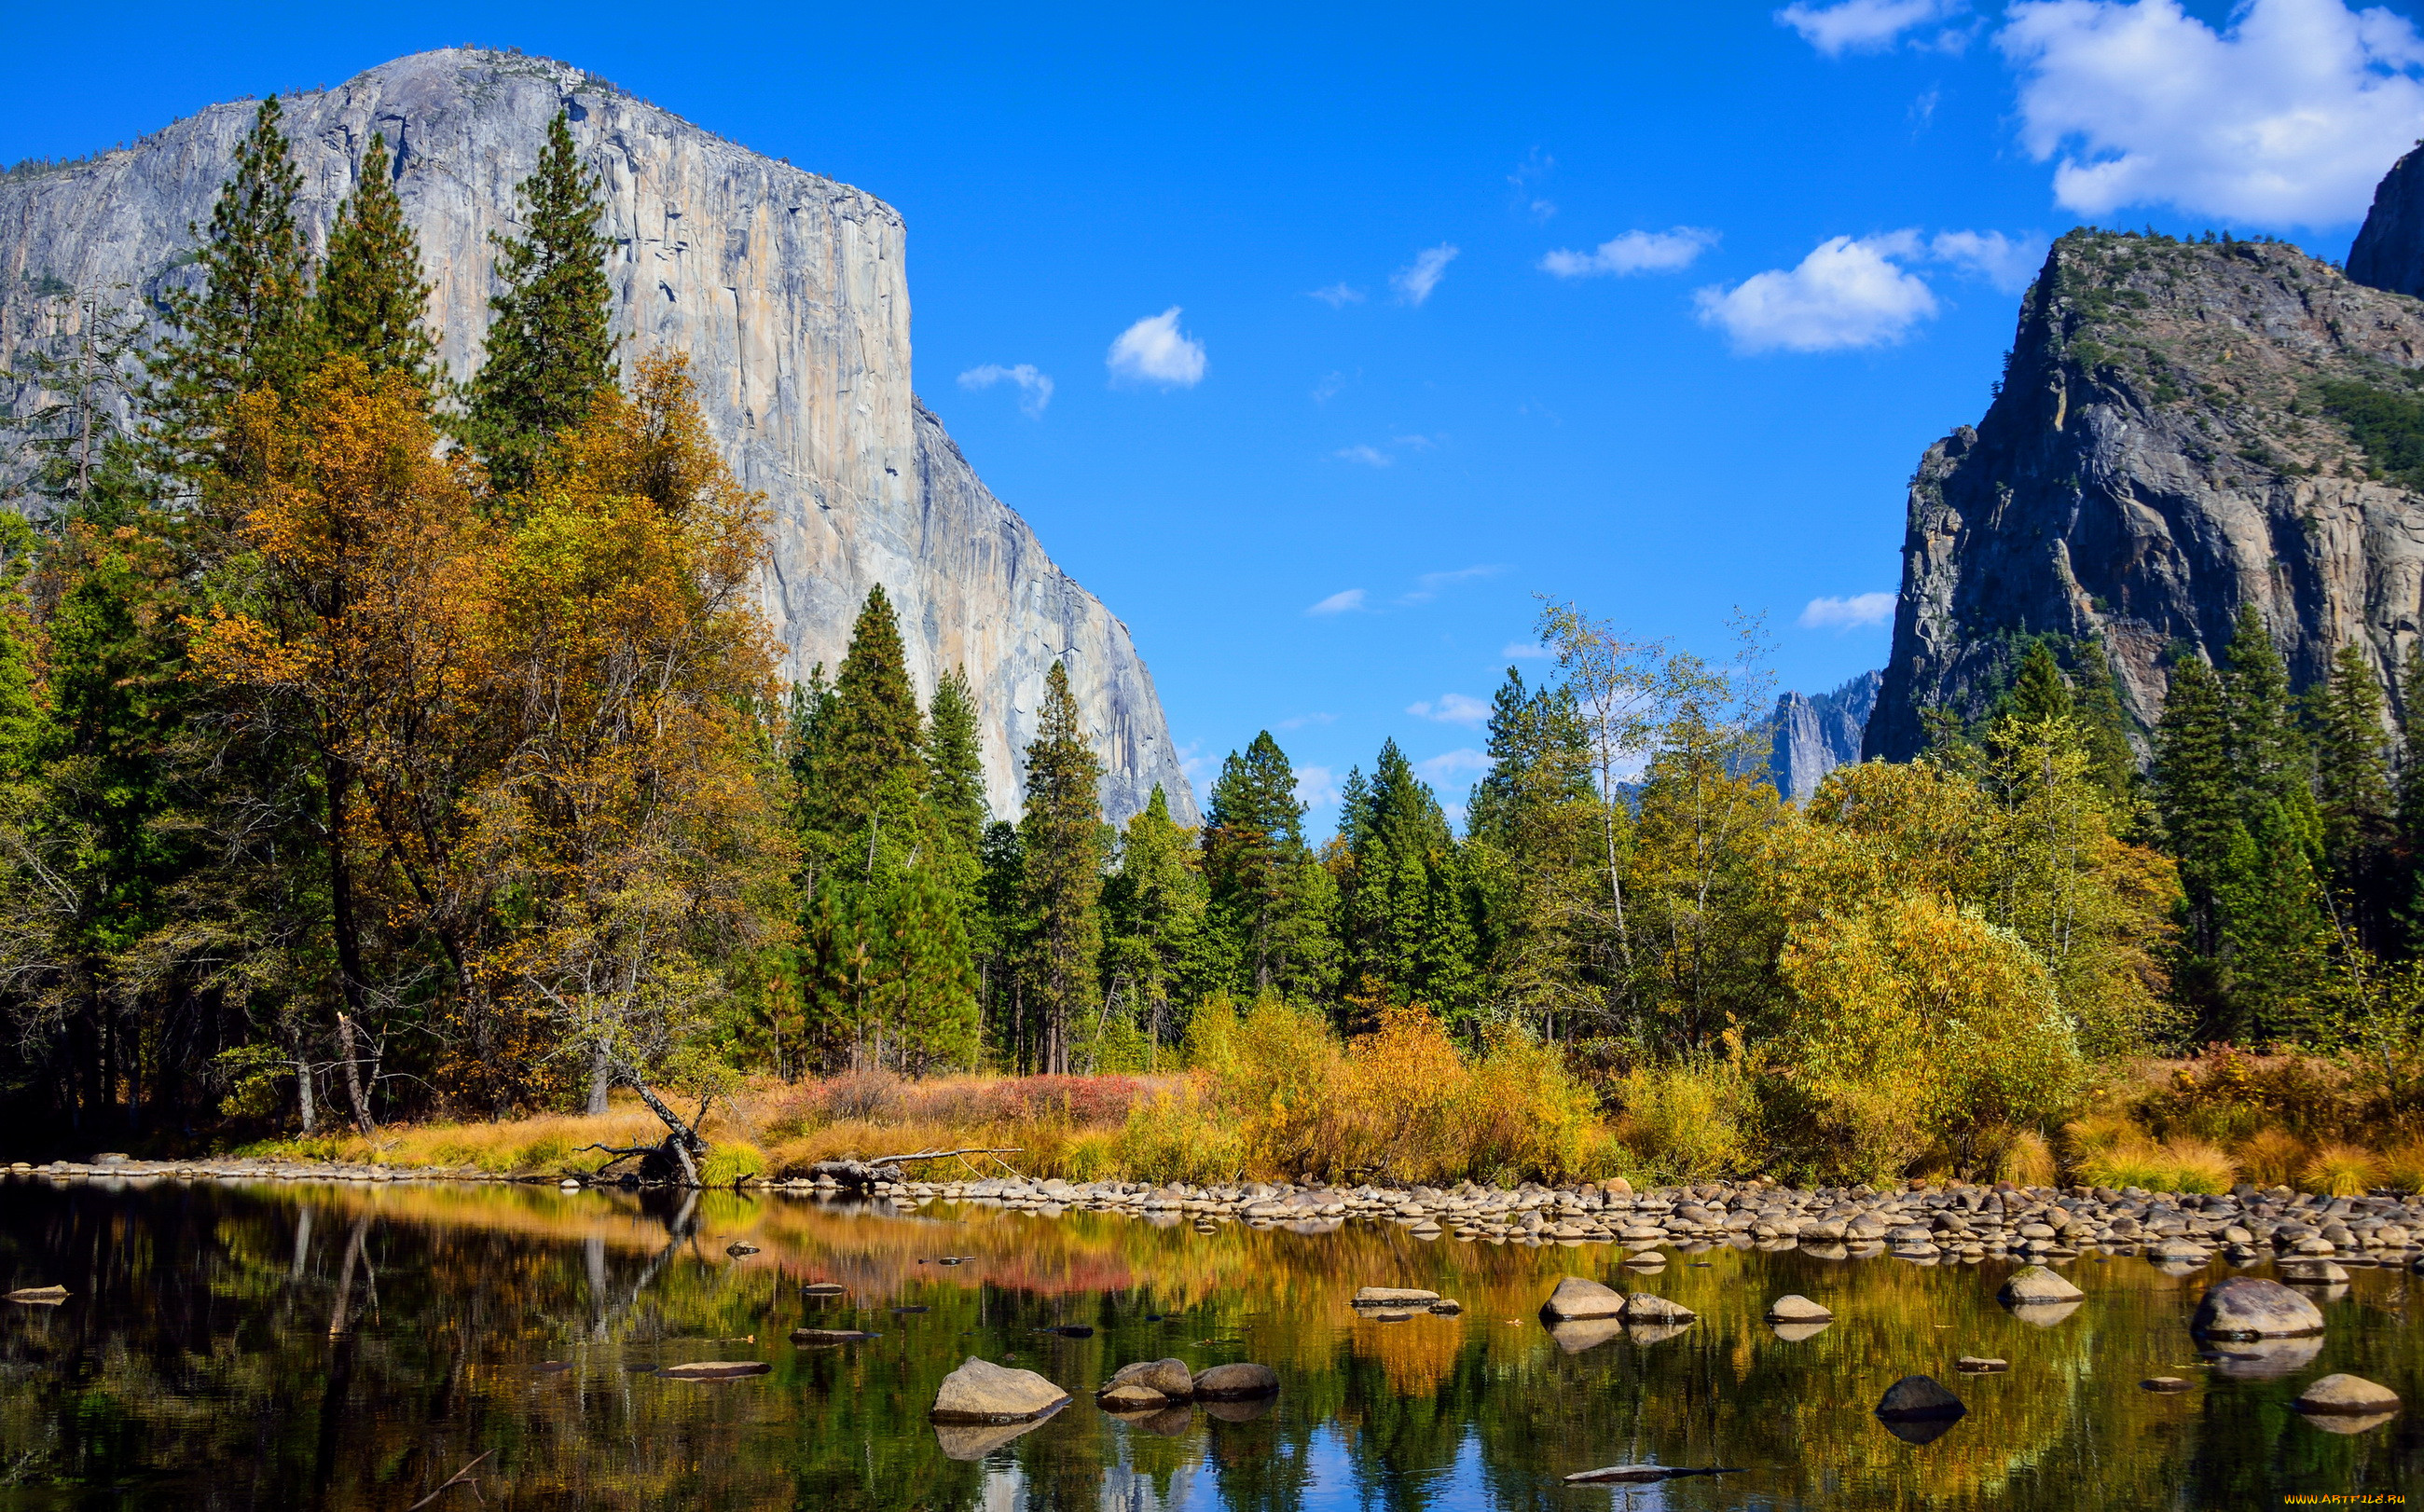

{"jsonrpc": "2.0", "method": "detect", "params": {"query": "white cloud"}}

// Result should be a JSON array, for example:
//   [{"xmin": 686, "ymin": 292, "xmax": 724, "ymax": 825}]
[
  {"xmin": 1309, "ymin": 282, "xmax": 1366, "ymax": 307},
  {"xmin": 1335, "ymin": 445, "xmax": 1393, "ymax": 468},
  {"xmin": 1400, "ymin": 564, "xmax": 1503, "ymax": 604},
  {"xmin": 1307, "ymin": 588, "xmax": 1368, "ymax": 615},
  {"xmin": 1107, "ymin": 308, "xmax": 1207, "ymax": 388},
  {"xmin": 1312, "ymin": 371, "xmax": 1349, "ymax": 403},
  {"xmin": 1275, "ymin": 712, "xmax": 1337, "ymax": 731},
  {"xmin": 1416, "ymin": 749, "xmax": 1492, "ymax": 786},
  {"xmin": 1694, "ymin": 232, "xmax": 1939, "ymax": 352},
  {"xmin": 1294, "ymin": 764, "xmax": 1342, "ymax": 809},
  {"xmin": 1999, "ymin": 0, "xmax": 2424, "ymax": 226},
  {"xmin": 1502, "ymin": 640, "xmax": 1551, "ymax": 660},
  {"xmin": 1929, "ymin": 229, "xmax": 2049, "ymax": 292},
  {"xmin": 1409, "ymin": 694, "xmax": 1492, "ymax": 725},
  {"xmin": 1779, "ymin": 0, "xmax": 1968, "ymax": 55},
  {"xmin": 1541, "ymin": 227, "xmax": 1721, "ymax": 278},
  {"xmin": 1798, "ymin": 591, "xmax": 1899, "ymax": 629},
  {"xmin": 1509, "ymin": 149, "xmax": 1558, "ymax": 220},
  {"xmin": 956, "ymin": 362, "xmax": 1054, "ymax": 418},
  {"xmin": 1391, "ymin": 243, "xmax": 1460, "ymax": 305}
]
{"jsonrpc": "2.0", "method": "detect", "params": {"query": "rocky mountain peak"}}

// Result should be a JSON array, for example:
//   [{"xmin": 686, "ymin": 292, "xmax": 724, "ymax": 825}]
[
  {"xmin": 0, "ymin": 48, "xmax": 1196, "ymax": 825},
  {"xmin": 1866, "ymin": 222, "xmax": 2424, "ymax": 761}
]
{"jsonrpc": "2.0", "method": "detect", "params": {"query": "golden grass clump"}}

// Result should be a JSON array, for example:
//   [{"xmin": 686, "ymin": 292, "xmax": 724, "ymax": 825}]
[
  {"xmin": 2078, "ymin": 1141, "xmax": 2172, "ymax": 1192},
  {"xmin": 2155, "ymin": 1137, "xmax": 2236, "ymax": 1194},
  {"xmin": 1997, "ymin": 1129, "xmax": 2057, "ymax": 1188},
  {"xmin": 2299, "ymin": 1142, "xmax": 2382, "ymax": 1197},
  {"xmin": 2232, "ymin": 1128, "xmax": 2306, "ymax": 1189},
  {"xmin": 2376, "ymin": 1140, "xmax": 2424, "ymax": 1195}
]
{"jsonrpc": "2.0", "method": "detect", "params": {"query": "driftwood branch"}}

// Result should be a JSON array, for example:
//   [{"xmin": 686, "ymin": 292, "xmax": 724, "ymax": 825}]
[{"xmin": 406, "ymin": 1449, "xmax": 494, "ymax": 1510}]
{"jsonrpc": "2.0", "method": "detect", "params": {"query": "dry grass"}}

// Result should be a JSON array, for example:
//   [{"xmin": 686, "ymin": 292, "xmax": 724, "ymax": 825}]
[
  {"xmin": 2299, "ymin": 1142, "xmax": 2382, "ymax": 1197},
  {"xmin": 238, "ymin": 1102, "xmax": 678, "ymax": 1175},
  {"xmin": 2377, "ymin": 1140, "xmax": 2424, "ymax": 1195},
  {"xmin": 2233, "ymin": 1128, "xmax": 2307, "ymax": 1189}
]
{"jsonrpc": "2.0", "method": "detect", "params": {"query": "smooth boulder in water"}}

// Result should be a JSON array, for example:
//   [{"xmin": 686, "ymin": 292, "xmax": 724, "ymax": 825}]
[
  {"xmin": 1539, "ymin": 1276, "xmax": 1625, "ymax": 1321},
  {"xmin": 1192, "ymin": 1363, "xmax": 1280, "ymax": 1400},
  {"xmin": 1353, "ymin": 1286, "xmax": 1440, "ymax": 1308},
  {"xmin": 657, "ymin": 1361, "xmax": 771, "ymax": 1381},
  {"xmin": 1621, "ymin": 1292, "xmax": 1695, "ymax": 1324},
  {"xmin": 2191, "ymin": 1277, "xmax": 2324, "ymax": 1340},
  {"xmin": 2293, "ymin": 1374, "xmax": 2401, "ymax": 1416},
  {"xmin": 1099, "ymin": 1358, "xmax": 1193, "ymax": 1404},
  {"xmin": 792, "ymin": 1327, "xmax": 878, "ymax": 1346},
  {"xmin": 1876, "ymin": 1375, "xmax": 1965, "ymax": 1421},
  {"xmin": 1766, "ymin": 1294, "xmax": 1831, "ymax": 1323},
  {"xmin": 1996, "ymin": 1265, "xmax": 2083, "ymax": 1306},
  {"xmin": 931, "ymin": 1357, "xmax": 1073, "ymax": 1423},
  {"xmin": 6, "ymin": 1285, "xmax": 66, "ymax": 1304}
]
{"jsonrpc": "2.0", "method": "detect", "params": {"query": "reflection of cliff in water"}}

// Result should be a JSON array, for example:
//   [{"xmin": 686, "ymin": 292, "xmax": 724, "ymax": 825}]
[{"xmin": 0, "ymin": 1179, "xmax": 2414, "ymax": 1510}]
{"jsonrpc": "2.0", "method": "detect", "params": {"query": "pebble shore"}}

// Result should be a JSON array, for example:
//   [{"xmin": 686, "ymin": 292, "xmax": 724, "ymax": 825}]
[{"xmin": 15, "ymin": 1157, "xmax": 2424, "ymax": 1270}]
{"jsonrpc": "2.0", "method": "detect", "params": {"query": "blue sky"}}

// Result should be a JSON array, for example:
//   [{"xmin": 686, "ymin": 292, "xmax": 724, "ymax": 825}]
[{"xmin": 10, "ymin": 0, "xmax": 2424, "ymax": 823}]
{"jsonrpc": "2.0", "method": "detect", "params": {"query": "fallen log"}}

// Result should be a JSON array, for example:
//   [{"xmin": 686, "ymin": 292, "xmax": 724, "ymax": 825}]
[{"xmin": 806, "ymin": 1148, "xmax": 1024, "ymax": 1189}]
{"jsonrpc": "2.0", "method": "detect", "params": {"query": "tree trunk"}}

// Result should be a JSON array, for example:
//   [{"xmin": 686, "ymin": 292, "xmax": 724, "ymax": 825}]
[
  {"xmin": 335, "ymin": 1012, "xmax": 374, "ymax": 1136},
  {"xmin": 585, "ymin": 1040, "xmax": 611, "ymax": 1116},
  {"xmin": 324, "ymin": 757, "xmax": 378, "ymax": 1135},
  {"xmin": 296, "ymin": 1051, "xmax": 317, "ymax": 1135}
]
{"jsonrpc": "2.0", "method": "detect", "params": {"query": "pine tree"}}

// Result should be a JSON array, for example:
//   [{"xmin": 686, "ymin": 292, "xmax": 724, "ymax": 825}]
[
  {"xmin": 1204, "ymin": 731, "xmax": 1307, "ymax": 994},
  {"xmin": 1100, "ymin": 785, "xmax": 1207, "ymax": 1064},
  {"xmin": 2073, "ymin": 640, "xmax": 2140, "ymax": 809},
  {"xmin": 2310, "ymin": 642, "xmax": 2396, "ymax": 950},
  {"xmin": 1338, "ymin": 738, "xmax": 1479, "ymax": 1024},
  {"xmin": 314, "ymin": 132, "xmax": 439, "ymax": 393},
  {"xmin": 1467, "ymin": 667, "xmax": 1604, "ymax": 1038},
  {"xmin": 2152, "ymin": 653, "xmax": 2238, "ymax": 1018},
  {"xmin": 150, "ymin": 96, "xmax": 315, "ymax": 481},
  {"xmin": 803, "ymin": 586, "xmax": 928, "ymax": 890},
  {"xmin": 2222, "ymin": 604, "xmax": 2319, "ymax": 845},
  {"xmin": 466, "ymin": 111, "xmax": 614, "ymax": 493},
  {"xmin": 1017, "ymin": 662, "xmax": 1105, "ymax": 1074},
  {"xmin": 2004, "ymin": 641, "xmax": 2074, "ymax": 724},
  {"xmin": 2397, "ymin": 641, "xmax": 2424, "ymax": 950},
  {"xmin": 927, "ymin": 667, "xmax": 988, "ymax": 855}
]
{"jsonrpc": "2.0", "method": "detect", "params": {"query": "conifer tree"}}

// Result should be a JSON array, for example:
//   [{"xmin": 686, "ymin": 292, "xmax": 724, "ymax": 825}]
[
  {"xmin": 2152, "ymin": 653, "xmax": 2238, "ymax": 1015},
  {"xmin": 802, "ymin": 586, "xmax": 928, "ymax": 891},
  {"xmin": 1338, "ymin": 738, "xmax": 1480, "ymax": 1022},
  {"xmin": 927, "ymin": 667, "xmax": 988, "ymax": 857},
  {"xmin": 2310, "ymin": 642, "xmax": 2396, "ymax": 948},
  {"xmin": 2072, "ymin": 641, "xmax": 2140, "ymax": 809},
  {"xmin": 1101, "ymin": 785, "xmax": 1207, "ymax": 1063},
  {"xmin": 2397, "ymin": 641, "xmax": 2424, "ymax": 947},
  {"xmin": 2004, "ymin": 641, "xmax": 2074, "ymax": 724},
  {"xmin": 151, "ymin": 96, "xmax": 315, "ymax": 480},
  {"xmin": 2221, "ymin": 605, "xmax": 2319, "ymax": 847},
  {"xmin": 1203, "ymin": 730, "xmax": 1339, "ymax": 1000},
  {"xmin": 314, "ymin": 132, "xmax": 439, "ymax": 393},
  {"xmin": 1467, "ymin": 668, "xmax": 1603, "ymax": 1038},
  {"xmin": 1016, "ymin": 662, "xmax": 1105, "ymax": 1073},
  {"xmin": 467, "ymin": 111, "xmax": 614, "ymax": 492}
]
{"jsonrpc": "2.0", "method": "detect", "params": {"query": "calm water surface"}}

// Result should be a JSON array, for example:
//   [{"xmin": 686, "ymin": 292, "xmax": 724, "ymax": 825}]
[{"xmin": 0, "ymin": 1177, "xmax": 2416, "ymax": 1509}]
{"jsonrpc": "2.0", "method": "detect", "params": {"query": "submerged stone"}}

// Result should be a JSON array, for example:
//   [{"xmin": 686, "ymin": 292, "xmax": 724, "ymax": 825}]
[{"xmin": 2191, "ymin": 1278, "xmax": 2324, "ymax": 1340}]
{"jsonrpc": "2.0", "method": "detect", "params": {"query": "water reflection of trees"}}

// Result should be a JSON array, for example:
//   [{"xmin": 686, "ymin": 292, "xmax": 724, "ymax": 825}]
[{"xmin": 0, "ymin": 1183, "xmax": 2414, "ymax": 1509}]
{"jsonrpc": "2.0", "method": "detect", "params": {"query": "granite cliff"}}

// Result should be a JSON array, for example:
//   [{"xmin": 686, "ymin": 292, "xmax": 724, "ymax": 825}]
[
  {"xmin": 1769, "ymin": 670, "xmax": 1879, "ymax": 803},
  {"xmin": 1866, "ymin": 219, "xmax": 2424, "ymax": 761},
  {"xmin": 0, "ymin": 48, "xmax": 1194, "ymax": 824}
]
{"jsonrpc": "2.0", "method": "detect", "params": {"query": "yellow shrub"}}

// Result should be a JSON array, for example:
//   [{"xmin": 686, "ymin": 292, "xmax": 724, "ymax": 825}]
[
  {"xmin": 2155, "ymin": 1137, "xmax": 2236, "ymax": 1194},
  {"xmin": 2300, "ymin": 1143, "xmax": 2381, "ymax": 1197},
  {"xmin": 696, "ymin": 1141, "xmax": 767, "ymax": 1187},
  {"xmin": 1111, "ymin": 1080, "xmax": 1246, "ymax": 1186},
  {"xmin": 2376, "ymin": 1140, "xmax": 2424, "ymax": 1195},
  {"xmin": 1998, "ymin": 1129, "xmax": 2057, "ymax": 1187},
  {"xmin": 1615, "ymin": 1060, "xmax": 1756, "ymax": 1181}
]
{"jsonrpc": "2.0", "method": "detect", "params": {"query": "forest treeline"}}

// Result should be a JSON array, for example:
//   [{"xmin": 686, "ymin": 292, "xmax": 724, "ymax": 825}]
[{"xmin": 3, "ymin": 100, "xmax": 2420, "ymax": 1180}]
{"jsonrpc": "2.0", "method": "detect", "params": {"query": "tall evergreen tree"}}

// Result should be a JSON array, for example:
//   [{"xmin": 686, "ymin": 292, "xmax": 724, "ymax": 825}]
[
  {"xmin": 150, "ymin": 96, "xmax": 315, "ymax": 481},
  {"xmin": 1467, "ymin": 668, "xmax": 1604, "ymax": 1038},
  {"xmin": 2221, "ymin": 605, "xmax": 2319, "ymax": 846},
  {"xmin": 2073, "ymin": 640, "xmax": 2140, "ymax": 810},
  {"xmin": 1202, "ymin": 730, "xmax": 1339, "ymax": 1000},
  {"xmin": 926, "ymin": 667, "xmax": 988, "ymax": 858},
  {"xmin": 1337, "ymin": 738, "xmax": 1480, "ymax": 1023},
  {"xmin": 1016, "ymin": 662, "xmax": 1105, "ymax": 1074},
  {"xmin": 1101, "ymin": 785, "xmax": 1207, "ymax": 1064},
  {"xmin": 2310, "ymin": 642, "xmax": 2396, "ymax": 950},
  {"xmin": 466, "ymin": 111, "xmax": 614, "ymax": 492},
  {"xmin": 2004, "ymin": 641, "xmax": 2074, "ymax": 725},
  {"xmin": 2152, "ymin": 653, "xmax": 2238, "ymax": 1020},
  {"xmin": 2397, "ymin": 641, "xmax": 2424, "ymax": 950},
  {"xmin": 802, "ymin": 586, "xmax": 928, "ymax": 892},
  {"xmin": 314, "ymin": 132, "xmax": 439, "ymax": 393}
]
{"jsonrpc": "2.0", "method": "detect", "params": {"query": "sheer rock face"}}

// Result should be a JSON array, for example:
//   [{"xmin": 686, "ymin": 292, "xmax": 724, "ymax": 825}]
[
  {"xmin": 1768, "ymin": 669, "xmax": 1878, "ymax": 803},
  {"xmin": 1866, "ymin": 227, "xmax": 2424, "ymax": 762},
  {"xmin": 0, "ymin": 48, "xmax": 1194, "ymax": 825},
  {"xmin": 2349, "ymin": 143, "xmax": 2424, "ymax": 300}
]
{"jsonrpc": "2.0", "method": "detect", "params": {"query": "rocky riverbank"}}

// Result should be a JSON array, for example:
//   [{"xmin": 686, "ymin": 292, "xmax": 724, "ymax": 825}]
[{"xmin": 17, "ymin": 1157, "xmax": 2424, "ymax": 1270}]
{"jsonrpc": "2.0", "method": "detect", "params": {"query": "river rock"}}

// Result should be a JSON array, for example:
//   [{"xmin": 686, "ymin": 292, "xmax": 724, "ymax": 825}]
[
  {"xmin": 1099, "ymin": 1382, "xmax": 1169, "ymax": 1410},
  {"xmin": 1099, "ymin": 1358, "xmax": 1192, "ymax": 1402},
  {"xmin": 1353, "ymin": 1286, "xmax": 1440, "ymax": 1308},
  {"xmin": 1996, "ymin": 1265, "xmax": 2083, "ymax": 1305},
  {"xmin": 800, "ymin": 1282, "xmax": 847, "ymax": 1297},
  {"xmin": 1540, "ymin": 1276, "xmax": 1626, "ymax": 1321},
  {"xmin": 657, "ymin": 1361, "xmax": 771, "ymax": 1380},
  {"xmin": 1766, "ymin": 1294, "xmax": 1831, "ymax": 1322},
  {"xmin": 6, "ymin": 1285, "xmax": 67, "ymax": 1303},
  {"xmin": 1192, "ymin": 1363, "xmax": 1280, "ymax": 1400},
  {"xmin": 1955, "ymin": 1356, "xmax": 2008, "ymax": 1373},
  {"xmin": 931, "ymin": 1357, "xmax": 1072, "ymax": 1423},
  {"xmin": 791, "ymin": 1328, "xmax": 877, "ymax": 1345},
  {"xmin": 2293, "ymin": 1374, "xmax": 2402, "ymax": 1415},
  {"xmin": 725, "ymin": 1242, "xmax": 759, "ymax": 1257},
  {"xmin": 1876, "ymin": 1375, "xmax": 1966, "ymax": 1420},
  {"xmin": 1621, "ymin": 1292, "xmax": 1696, "ymax": 1324},
  {"xmin": 2142, "ymin": 1377, "xmax": 2190, "ymax": 1392},
  {"xmin": 2279, "ymin": 1258, "xmax": 2349, "ymax": 1285},
  {"xmin": 2191, "ymin": 1277, "xmax": 2325, "ymax": 1340}
]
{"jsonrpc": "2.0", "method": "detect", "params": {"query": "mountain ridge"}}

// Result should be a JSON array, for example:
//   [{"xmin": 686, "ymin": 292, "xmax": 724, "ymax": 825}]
[{"xmin": 0, "ymin": 48, "xmax": 1197, "ymax": 826}]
